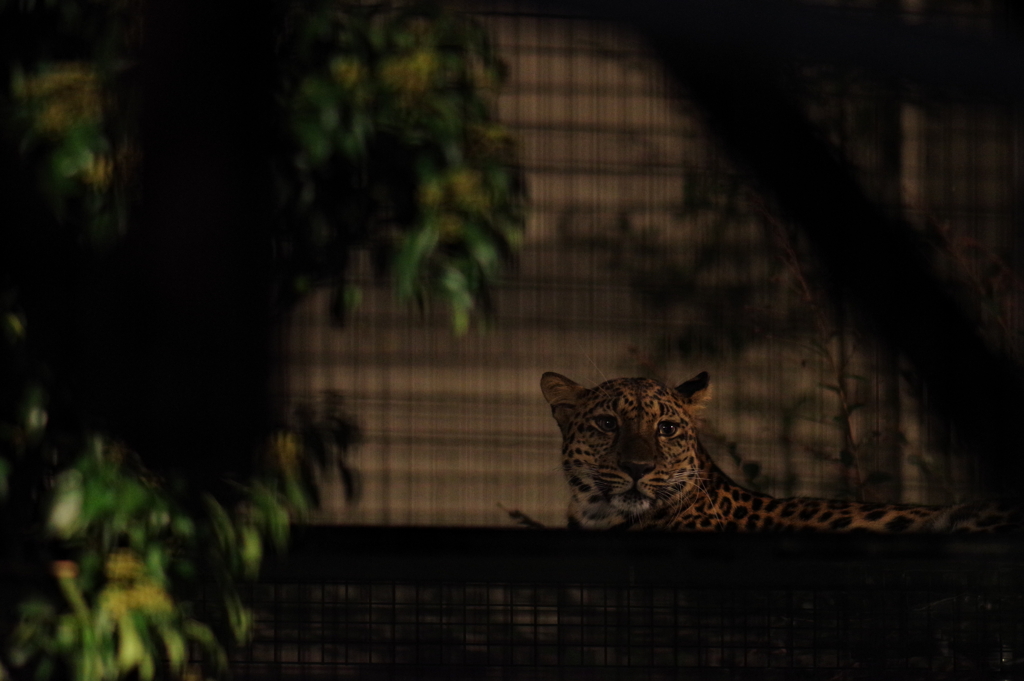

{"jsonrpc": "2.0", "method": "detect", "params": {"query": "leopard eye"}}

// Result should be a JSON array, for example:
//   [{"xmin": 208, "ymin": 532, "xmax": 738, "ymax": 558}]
[
  {"xmin": 657, "ymin": 421, "xmax": 679, "ymax": 437},
  {"xmin": 594, "ymin": 416, "xmax": 618, "ymax": 433}
]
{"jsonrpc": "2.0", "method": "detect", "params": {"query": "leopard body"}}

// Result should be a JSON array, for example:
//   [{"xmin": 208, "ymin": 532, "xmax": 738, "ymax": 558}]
[{"xmin": 540, "ymin": 372, "xmax": 1022, "ymax": 532}]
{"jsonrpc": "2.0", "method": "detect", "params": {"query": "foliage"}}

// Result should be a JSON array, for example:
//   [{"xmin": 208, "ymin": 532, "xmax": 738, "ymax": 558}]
[
  {"xmin": 0, "ymin": 1, "xmax": 521, "ymax": 680},
  {"xmin": 11, "ymin": 62, "xmax": 120, "ymax": 243},
  {"xmin": 0, "ymin": 305, "xmax": 312, "ymax": 681},
  {"xmin": 11, "ymin": 443, "xmax": 235, "ymax": 681},
  {"xmin": 275, "ymin": 0, "xmax": 524, "ymax": 332}
]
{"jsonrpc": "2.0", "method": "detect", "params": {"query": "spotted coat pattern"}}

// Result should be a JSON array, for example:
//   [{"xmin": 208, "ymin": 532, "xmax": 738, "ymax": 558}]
[{"xmin": 540, "ymin": 372, "xmax": 1023, "ymax": 532}]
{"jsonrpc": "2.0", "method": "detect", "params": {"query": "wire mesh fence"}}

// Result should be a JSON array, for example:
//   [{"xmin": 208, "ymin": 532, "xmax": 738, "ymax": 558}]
[
  {"xmin": 275, "ymin": 0, "xmax": 1024, "ymax": 527},
  {"xmin": 221, "ymin": 528, "xmax": 1024, "ymax": 681},
  {"xmin": 252, "ymin": 2, "xmax": 1024, "ymax": 676}
]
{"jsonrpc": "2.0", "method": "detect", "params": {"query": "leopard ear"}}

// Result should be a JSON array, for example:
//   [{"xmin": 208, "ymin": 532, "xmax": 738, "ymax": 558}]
[
  {"xmin": 541, "ymin": 372, "xmax": 587, "ymax": 432},
  {"xmin": 675, "ymin": 372, "xmax": 711, "ymax": 405}
]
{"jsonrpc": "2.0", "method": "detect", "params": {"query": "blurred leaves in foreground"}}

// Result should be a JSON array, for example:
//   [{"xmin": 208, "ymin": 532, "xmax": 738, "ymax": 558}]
[
  {"xmin": 0, "ymin": 1, "xmax": 521, "ymax": 680},
  {"xmin": 276, "ymin": 0, "xmax": 524, "ymax": 332},
  {"xmin": 0, "ymin": 307, "xmax": 313, "ymax": 681}
]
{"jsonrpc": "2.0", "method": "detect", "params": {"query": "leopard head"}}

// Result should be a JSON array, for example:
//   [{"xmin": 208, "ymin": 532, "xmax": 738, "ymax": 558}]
[{"xmin": 541, "ymin": 372, "xmax": 711, "ymax": 528}]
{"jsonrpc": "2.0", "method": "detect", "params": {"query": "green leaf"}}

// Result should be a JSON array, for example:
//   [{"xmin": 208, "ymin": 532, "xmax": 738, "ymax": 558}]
[
  {"xmin": 203, "ymin": 495, "xmax": 237, "ymax": 555},
  {"xmin": 283, "ymin": 475, "xmax": 312, "ymax": 517},
  {"xmin": 117, "ymin": 615, "xmax": 146, "ymax": 673},
  {"xmin": 3, "ymin": 311, "xmax": 26, "ymax": 343},
  {"xmin": 438, "ymin": 265, "xmax": 470, "ymax": 302},
  {"xmin": 107, "ymin": 482, "xmax": 149, "ymax": 528},
  {"xmin": 19, "ymin": 382, "xmax": 48, "ymax": 443},
  {"xmin": 48, "ymin": 469, "xmax": 84, "ymax": 537},
  {"xmin": 219, "ymin": 588, "xmax": 253, "ymax": 644},
  {"xmin": 170, "ymin": 511, "xmax": 196, "ymax": 540},
  {"xmin": 239, "ymin": 525, "xmax": 263, "ymax": 579},
  {"xmin": 54, "ymin": 614, "xmax": 78, "ymax": 650},
  {"xmin": 450, "ymin": 304, "xmax": 470, "ymax": 336},
  {"xmin": 78, "ymin": 485, "xmax": 116, "ymax": 526},
  {"xmin": 138, "ymin": 652, "xmax": 155, "ymax": 681},
  {"xmin": 158, "ymin": 625, "xmax": 187, "ymax": 672},
  {"xmin": 461, "ymin": 222, "xmax": 500, "ymax": 274},
  {"xmin": 144, "ymin": 544, "xmax": 169, "ymax": 587},
  {"xmin": 182, "ymin": 619, "xmax": 216, "ymax": 647},
  {"xmin": 393, "ymin": 223, "xmax": 438, "ymax": 299},
  {"xmin": 182, "ymin": 619, "xmax": 228, "ymax": 676},
  {"xmin": 253, "ymin": 484, "xmax": 291, "ymax": 550}
]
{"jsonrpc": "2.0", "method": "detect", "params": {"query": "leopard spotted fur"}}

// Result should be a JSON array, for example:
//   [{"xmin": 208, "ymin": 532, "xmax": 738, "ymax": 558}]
[{"xmin": 541, "ymin": 371, "xmax": 1023, "ymax": 532}]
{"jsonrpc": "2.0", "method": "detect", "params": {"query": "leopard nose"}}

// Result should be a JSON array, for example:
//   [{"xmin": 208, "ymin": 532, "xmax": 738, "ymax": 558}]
[{"xmin": 620, "ymin": 461, "xmax": 655, "ymax": 481}]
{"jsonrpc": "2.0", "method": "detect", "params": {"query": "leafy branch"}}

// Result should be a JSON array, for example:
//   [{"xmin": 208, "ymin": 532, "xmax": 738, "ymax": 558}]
[{"xmin": 276, "ymin": 0, "xmax": 524, "ymax": 332}]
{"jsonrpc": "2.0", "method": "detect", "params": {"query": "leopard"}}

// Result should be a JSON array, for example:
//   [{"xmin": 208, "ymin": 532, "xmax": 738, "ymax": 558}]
[{"xmin": 541, "ymin": 371, "xmax": 1023, "ymax": 532}]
